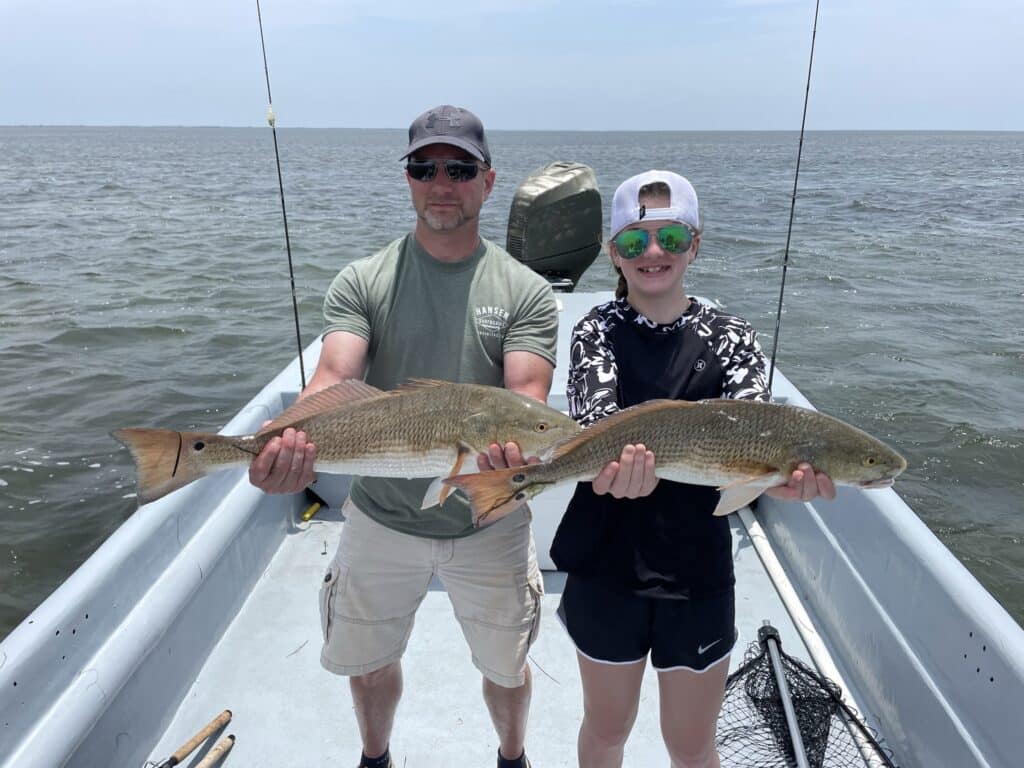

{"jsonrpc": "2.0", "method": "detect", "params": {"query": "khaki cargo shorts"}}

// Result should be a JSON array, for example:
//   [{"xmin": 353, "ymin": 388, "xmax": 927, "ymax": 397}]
[{"xmin": 319, "ymin": 497, "xmax": 543, "ymax": 688}]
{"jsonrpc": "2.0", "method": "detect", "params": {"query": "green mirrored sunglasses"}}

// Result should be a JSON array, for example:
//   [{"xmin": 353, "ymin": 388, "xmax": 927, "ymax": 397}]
[{"xmin": 613, "ymin": 224, "xmax": 694, "ymax": 260}]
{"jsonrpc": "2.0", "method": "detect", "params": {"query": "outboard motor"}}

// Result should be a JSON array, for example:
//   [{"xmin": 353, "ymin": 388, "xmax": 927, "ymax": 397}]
[{"xmin": 506, "ymin": 161, "xmax": 602, "ymax": 292}]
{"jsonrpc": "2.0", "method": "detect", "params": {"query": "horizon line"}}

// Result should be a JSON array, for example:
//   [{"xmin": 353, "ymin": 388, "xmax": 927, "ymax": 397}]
[{"xmin": 2, "ymin": 124, "xmax": 1023, "ymax": 133}]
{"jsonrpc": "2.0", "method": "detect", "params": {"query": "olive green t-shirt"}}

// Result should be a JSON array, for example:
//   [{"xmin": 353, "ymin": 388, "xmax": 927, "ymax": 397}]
[{"xmin": 322, "ymin": 234, "xmax": 558, "ymax": 538}]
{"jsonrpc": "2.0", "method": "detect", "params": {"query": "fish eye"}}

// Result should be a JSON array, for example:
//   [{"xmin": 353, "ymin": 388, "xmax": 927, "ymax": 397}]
[
  {"xmin": 864, "ymin": 455, "xmax": 876, "ymax": 466},
  {"xmin": 535, "ymin": 422, "xmax": 548, "ymax": 432},
  {"xmin": 193, "ymin": 441, "xmax": 206, "ymax": 451}
]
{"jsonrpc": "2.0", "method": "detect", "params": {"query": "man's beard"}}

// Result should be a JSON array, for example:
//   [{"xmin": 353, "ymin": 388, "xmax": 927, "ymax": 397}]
[{"xmin": 419, "ymin": 200, "xmax": 477, "ymax": 232}]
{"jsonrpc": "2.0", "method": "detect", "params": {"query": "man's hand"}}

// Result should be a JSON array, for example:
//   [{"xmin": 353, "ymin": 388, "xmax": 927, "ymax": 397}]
[
  {"xmin": 246, "ymin": 330, "xmax": 364, "ymax": 495},
  {"xmin": 764, "ymin": 462, "xmax": 836, "ymax": 503},
  {"xmin": 592, "ymin": 444, "xmax": 659, "ymax": 499},
  {"xmin": 476, "ymin": 441, "xmax": 541, "ymax": 471},
  {"xmin": 248, "ymin": 427, "xmax": 317, "ymax": 494}
]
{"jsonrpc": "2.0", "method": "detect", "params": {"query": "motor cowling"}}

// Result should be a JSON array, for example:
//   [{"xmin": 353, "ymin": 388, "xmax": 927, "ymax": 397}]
[{"xmin": 506, "ymin": 161, "xmax": 602, "ymax": 292}]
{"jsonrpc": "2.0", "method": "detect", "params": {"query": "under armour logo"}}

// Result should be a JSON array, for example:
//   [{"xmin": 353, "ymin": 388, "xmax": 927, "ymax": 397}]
[{"xmin": 694, "ymin": 359, "xmax": 706, "ymax": 371}]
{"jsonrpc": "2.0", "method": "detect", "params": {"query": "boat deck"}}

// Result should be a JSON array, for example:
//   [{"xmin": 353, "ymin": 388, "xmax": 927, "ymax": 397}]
[{"xmin": 144, "ymin": 504, "xmax": 815, "ymax": 768}]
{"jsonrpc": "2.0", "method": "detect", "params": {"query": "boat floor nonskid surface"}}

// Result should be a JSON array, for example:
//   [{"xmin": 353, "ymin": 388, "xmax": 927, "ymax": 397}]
[{"xmin": 146, "ymin": 507, "xmax": 814, "ymax": 768}]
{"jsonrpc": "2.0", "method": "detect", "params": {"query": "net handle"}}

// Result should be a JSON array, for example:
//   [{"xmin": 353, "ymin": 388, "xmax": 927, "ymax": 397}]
[{"xmin": 761, "ymin": 624, "xmax": 812, "ymax": 768}]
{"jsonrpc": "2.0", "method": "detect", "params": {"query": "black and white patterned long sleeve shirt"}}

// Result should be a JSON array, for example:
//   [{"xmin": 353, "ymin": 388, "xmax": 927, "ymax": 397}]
[
  {"xmin": 566, "ymin": 297, "xmax": 770, "ymax": 426},
  {"xmin": 551, "ymin": 297, "xmax": 771, "ymax": 599}
]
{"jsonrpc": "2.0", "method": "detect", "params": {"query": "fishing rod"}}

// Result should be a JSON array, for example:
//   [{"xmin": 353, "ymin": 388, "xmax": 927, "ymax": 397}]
[
  {"xmin": 148, "ymin": 709, "xmax": 232, "ymax": 768},
  {"xmin": 256, "ymin": 0, "xmax": 307, "ymax": 389},
  {"xmin": 767, "ymin": 0, "xmax": 820, "ymax": 392}
]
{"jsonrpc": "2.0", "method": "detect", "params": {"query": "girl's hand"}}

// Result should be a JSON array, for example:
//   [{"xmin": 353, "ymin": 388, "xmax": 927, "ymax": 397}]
[
  {"xmin": 477, "ymin": 441, "xmax": 541, "ymax": 471},
  {"xmin": 764, "ymin": 462, "xmax": 836, "ymax": 502},
  {"xmin": 592, "ymin": 444, "xmax": 659, "ymax": 499}
]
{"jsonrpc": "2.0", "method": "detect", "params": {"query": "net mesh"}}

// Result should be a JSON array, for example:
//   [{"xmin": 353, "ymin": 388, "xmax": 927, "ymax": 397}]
[{"xmin": 716, "ymin": 627, "xmax": 899, "ymax": 768}]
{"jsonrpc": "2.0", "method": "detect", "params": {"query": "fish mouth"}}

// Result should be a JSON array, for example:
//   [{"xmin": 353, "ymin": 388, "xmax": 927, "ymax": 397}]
[{"xmin": 859, "ymin": 478, "xmax": 895, "ymax": 489}]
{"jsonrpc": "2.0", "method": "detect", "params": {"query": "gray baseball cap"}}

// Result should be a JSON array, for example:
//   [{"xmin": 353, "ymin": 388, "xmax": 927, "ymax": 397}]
[{"xmin": 401, "ymin": 105, "xmax": 491, "ymax": 165}]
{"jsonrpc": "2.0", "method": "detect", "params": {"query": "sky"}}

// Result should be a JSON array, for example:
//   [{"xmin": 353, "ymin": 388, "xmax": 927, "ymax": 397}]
[{"xmin": 1, "ymin": 0, "xmax": 1021, "ymax": 130}]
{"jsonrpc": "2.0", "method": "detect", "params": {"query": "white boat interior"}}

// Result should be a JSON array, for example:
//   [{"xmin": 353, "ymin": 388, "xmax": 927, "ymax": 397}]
[{"xmin": 2, "ymin": 291, "xmax": 1024, "ymax": 768}]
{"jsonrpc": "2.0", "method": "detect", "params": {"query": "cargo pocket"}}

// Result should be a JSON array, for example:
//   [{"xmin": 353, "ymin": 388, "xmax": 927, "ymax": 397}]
[
  {"xmin": 526, "ymin": 573, "xmax": 544, "ymax": 647},
  {"xmin": 318, "ymin": 565, "xmax": 347, "ymax": 642}
]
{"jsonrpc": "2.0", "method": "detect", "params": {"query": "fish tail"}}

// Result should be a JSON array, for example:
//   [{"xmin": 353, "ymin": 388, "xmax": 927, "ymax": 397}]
[
  {"xmin": 443, "ymin": 466, "xmax": 539, "ymax": 527},
  {"xmin": 111, "ymin": 428, "xmax": 216, "ymax": 505}
]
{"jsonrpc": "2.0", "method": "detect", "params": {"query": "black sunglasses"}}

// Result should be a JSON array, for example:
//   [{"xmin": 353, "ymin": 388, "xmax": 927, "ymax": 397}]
[{"xmin": 406, "ymin": 158, "xmax": 486, "ymax": 183}]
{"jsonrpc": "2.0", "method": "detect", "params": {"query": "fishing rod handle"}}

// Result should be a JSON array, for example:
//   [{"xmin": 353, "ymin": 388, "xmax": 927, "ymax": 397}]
[
  {"xmin": 168, "ymin": 709, "xmax": 233, "ymax": 763},
  {"xmin": 194, "ymin": 734, "xmax": 236, "ymax": 768}
]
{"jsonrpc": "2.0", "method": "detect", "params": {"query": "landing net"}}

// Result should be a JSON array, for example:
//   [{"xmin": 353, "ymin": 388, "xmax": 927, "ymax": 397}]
[{"xmin": 716, "ymin": 629, "xmax": 899, "ymax": 768}]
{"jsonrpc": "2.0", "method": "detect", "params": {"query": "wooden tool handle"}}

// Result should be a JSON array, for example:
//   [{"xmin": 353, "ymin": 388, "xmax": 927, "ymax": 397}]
[
  {"xmin": 170, "ymin": 709, "xmax": 233, "ymax": 762},
  {"xmin": 194, "ymin": 735, "xmax": 235, "ymax": 768}
]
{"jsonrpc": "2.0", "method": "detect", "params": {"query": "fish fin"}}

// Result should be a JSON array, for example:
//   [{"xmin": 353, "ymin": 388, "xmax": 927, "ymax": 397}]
[
  {"xmin": 439, "ymin": 448, "xmax": 471, "ymax": 505},
  {"xmin": 713, "ymin": 474, "xmax": 783, "ymax": 516},
  {"xmin": 259, "ymin": 380, "xmax": 386, "ymax": 435},
  {"xmin": 111, "ymin": 428, "xmax": 214, "ymax": 505},
  {"xmin": 395, "ymin": 378, "xmax": 451, "ymax": 392},
  {"xmin": 420, "ymin": 448, "xmax": 473, "ymax": 509},
  {"xmin": 717, "ymin": 471, "xmax": 781, "ymax": 491},
  {"xmin": 548, "ymin": 399, "xmax": 689, "ymax": 459},
  {"xmin": 420, "ymin": 476, "xmax": 447, "ymax": 509},
  {"xmin": 443, "ymin": 467, "xmax": 535, "ymax": 527}
]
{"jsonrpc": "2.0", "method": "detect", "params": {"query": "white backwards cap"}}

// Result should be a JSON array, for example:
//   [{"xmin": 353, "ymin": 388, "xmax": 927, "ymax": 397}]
[{"xmin": 610, "ymin": 170, "xmax": 699, "ymax": 238}]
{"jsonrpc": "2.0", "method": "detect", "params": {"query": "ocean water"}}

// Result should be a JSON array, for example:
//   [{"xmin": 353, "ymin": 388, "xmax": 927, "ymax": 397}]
[{"xmin": 1, "ymin": 127, "xmax": 1021, "ymax": 640}]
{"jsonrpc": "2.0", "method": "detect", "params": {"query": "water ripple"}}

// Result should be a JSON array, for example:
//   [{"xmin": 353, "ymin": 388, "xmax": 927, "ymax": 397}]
[{"xmin": 1, "ymin": 126, "xmax": 1022, "ymax": 638}]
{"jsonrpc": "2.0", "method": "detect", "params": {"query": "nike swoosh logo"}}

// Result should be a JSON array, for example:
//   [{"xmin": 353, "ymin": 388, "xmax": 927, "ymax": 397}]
[{"xmin": 697, "ymin": 639, "xmax": 722, "ymax": 655}]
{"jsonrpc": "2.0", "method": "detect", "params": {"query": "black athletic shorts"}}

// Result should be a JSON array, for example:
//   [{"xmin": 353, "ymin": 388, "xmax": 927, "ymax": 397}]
[{"xmin": 556, "ymin": 573, "xmax": 736, "ymax": 672}]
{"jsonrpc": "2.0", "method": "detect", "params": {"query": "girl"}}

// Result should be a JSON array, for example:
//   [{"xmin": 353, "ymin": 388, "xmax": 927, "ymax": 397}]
[{"xmin": 550, "ymin": 170, "xmax": 833, "ymax": 768}]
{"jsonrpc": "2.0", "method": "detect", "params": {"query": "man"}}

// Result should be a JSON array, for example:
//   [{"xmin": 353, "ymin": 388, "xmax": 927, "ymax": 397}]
[{"xmin": 249, "ymin": 105, "xmax": 554, "ymax": 768}]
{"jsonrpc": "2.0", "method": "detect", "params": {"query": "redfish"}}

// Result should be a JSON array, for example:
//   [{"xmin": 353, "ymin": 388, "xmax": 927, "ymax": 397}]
[
  {"xmin": 444, "ymin": 398, "xmax": 907, "ymax": 525},
  {"xmin": 113, "ymin": 379, "xmax": 580, "ymax": 506}
]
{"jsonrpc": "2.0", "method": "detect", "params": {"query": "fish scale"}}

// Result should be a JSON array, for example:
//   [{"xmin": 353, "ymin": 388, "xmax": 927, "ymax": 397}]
[
  {"xmin": 113, "ymin": 379, "xmax": 581, "ymax": 506},
  {"xmin": 445, "ymin": 398, "xmax": 908, "ymax": 524},
  {"xmin": 534, "ymin": 401, "xmax": 823, "ymax": 485}
]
